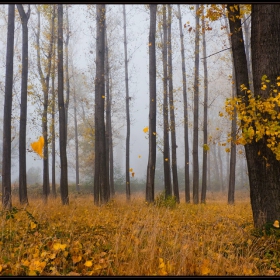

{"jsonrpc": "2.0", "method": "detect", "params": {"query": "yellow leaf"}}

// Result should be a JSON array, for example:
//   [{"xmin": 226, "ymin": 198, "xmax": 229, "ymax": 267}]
[
  {"xmin": 84, "ymin": 260, "xmax": 93, "ymax": 267},
  {"xmin": 72, "ymin": 255, "xmax": 82, "ymax": 264},
  {"xmin": 94, "ymin": 264, "xmax": 103, "ymax": 270},
  {"xmin": 143, "ymin": 126, "xmax": 149, "ymax": 133},
  {"xmin": 129, "ymin": 168, "xmax": 133, "ymax": 172},
  {"xmin": 30, "ymin": 136, "xmax": 44, "ymax": 158},
  {"xmin": 28, "ymin": 270, "xmax": 37, "ymax": 276},
  {"xmin": 131, "ymin": 172, "xmax": 135, "ymax": 178},
  {"xmin": 165, "ymin": 158, "xmax": 168, "ymax": 161},
  {"xmin": 30, "ymin": 221, "xmax": 37, "ymax": 230},
  {"xmin": 138, "ymin": 155, "xmax": 141, "ymax": 158},
  {"xmin": 63, "ymin": 251, "xmax": 69, "ymax": 258},
  {"xmin": 273, "ymin": 220, "xmax": 279, "ymax": 228}
]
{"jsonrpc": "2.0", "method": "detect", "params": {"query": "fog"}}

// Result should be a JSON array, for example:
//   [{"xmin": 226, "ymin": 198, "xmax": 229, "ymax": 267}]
[{"xmin": 0, "ymin": 4, "xmax": 249, "ymax": 191}]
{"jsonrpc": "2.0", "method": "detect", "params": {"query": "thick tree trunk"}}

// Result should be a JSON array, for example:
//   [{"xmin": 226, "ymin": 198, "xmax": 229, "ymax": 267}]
[
  {"xmin": 57, "ymin": 4, "xmax": 69, "ymax": 205},
  {"xmin": 201, "ymin": 7, "xmax": 208, "ymax": 204},
  {"xmin": 162, "ymin": 5, "xmax": 172, "ymax": 198},
  {"xmin": 123, "ymin": 5, "xmax": 131, "ymax": 201},
  {"xmin": 2, "ymin": 4, "xmax": 15, "ymax": 209},
  {"xmin": 228, "ymin": 4, "xmax": 280, "ymax": 228},
  {"xmin": 177, "ymin": 4, "xmax": 190, "ymax": 203},
  {"xmin": 94, "ymin": 4, "xmax": 107, "ymax": 205},
  {"xmin": 17, "ymin": 4, "xmax": 30, "ymax": 205},
  {"xmin": 146, "ymin": 4, "xmax": 157, "ymax": 203},
  {"xmin": 192, "ymin": 4, "xmax": 200, "ymax": 204}
]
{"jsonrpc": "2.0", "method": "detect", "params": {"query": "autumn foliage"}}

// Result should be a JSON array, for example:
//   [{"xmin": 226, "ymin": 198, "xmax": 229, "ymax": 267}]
[{"xmin": 0, "ymin": 192, "xmax": 280, "ymax": 276}]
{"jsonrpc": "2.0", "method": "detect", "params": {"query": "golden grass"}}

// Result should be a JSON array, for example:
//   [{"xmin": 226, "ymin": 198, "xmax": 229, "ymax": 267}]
[{"xmin": 0, "ymin": 190, "xmax": 279, "ymax": 276}]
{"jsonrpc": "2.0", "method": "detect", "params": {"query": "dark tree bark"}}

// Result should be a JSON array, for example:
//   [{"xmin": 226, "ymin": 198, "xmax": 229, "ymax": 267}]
[
  {"xmin": 64, "ymin": 5, "xmax": 70, "ymax": 144},
  {"xmin": 104, "ymin": 22, "xmax": 110, "ymax": 201},
  {"xmin": 123, "ymin": 5, "xmax": 131, "ymax": 201},
  {"xmin": 57, "ymin": 4, "xmax": 69, "ymax": 205},
  {"xmin": 146, "ymin": 4, "xmax": 157, "ymax": 203},
  {"xmin": 17, "ymin": 4, "xmax": 30, "ymax": 205},
  {"xmin": 228, "ymin": 4, "xmax": 280, "ymax": 228},
  {"xmin": 94, "ymin": 4, "xmax": 108, "ymax": 205},
  {"xmin": 162, "ymin": 5, "xmax": 172, "ymax": 198},
  {"xmin": 201, "ymin": 7, "xmax": 208, "ymax": 204},
  {"xmin": 193, "ymin": 4, "xmax": 200, "ymax": 204},
  {"xmin": 2, "ymin": 4, "xmax": 15, "ymax": 209},
  {"xmin": 167, "ymin": 4, "xmax": 179, "ymax": 203},
  {"xmin": 177, "ymin": 4, "xmax": 190, "ymax": 203},
  {"xmin": 51, "ymin": 59, "xmax": 56, "ymax": 198},
  {"xmin": 225, "ymin": 17, "xmax": 237, "ymax": 205}
]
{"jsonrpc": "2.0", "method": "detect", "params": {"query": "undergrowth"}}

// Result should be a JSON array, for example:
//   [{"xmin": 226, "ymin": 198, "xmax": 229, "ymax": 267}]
[{"xmin": 0, "ymin": 191, "xmax": 279, "ymax": 276}]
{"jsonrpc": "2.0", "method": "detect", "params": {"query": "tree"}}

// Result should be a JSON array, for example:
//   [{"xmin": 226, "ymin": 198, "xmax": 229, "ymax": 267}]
[
  {"xmin": 167, "ymin": 4, "xmax": 179, "ymax": 203},
  {"xmin": 34, "ymin": 5, "xmax": 55, "ymax": 201},
  {"xmin": 177, "ymin": 4, "xmax": 190, "ymax": 203},
  {"xmin": 94, "ymin": 4, "xmax": 108, "ymax": 205},
  {"xmin": 193, "ymin": 4, "xmax": 200, "ymax": 204},
  {"xmin": 146, "ymin": 4, "xmax": 157, "ymax": 203},
  {"xmin": 201, "ymin": 6, "xmax": 209, "ymax": 204},
  {"xmin": 162, "ymin": 5, "xmax": 172, "ymax": 198},
  {"xmin": 123, "ymin": 5, "xmax": 131, "ymax": 201},
  {"xmin": 17, "ymin": 4, "xmax": 30, "ymax": 205},
  {"xmin": 57, "ymin": 4, "xmax": 69, "ymax": 205},
  {"xmin": 2, "ymin": 4, "xmax": 15, "ymax": 209},
  {"xmin": 227, "ymin": 4, "xmax": 280, "ymax": 228}
]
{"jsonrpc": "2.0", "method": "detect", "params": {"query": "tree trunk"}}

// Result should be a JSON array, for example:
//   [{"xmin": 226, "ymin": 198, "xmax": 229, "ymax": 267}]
[
  {"xmin": 228, "ymin": 4, "xmax": 280, "ymax": 228},
  {"xmin": 162, "ymin": 5, "xmax": 172, "ymax": 198},
  {"xmin": 217, "ymin": 143, "xmax": 224, "ymax": 192},
  {"xmin": 57, "ymin": 4, "xmax": 69, "ymax": 205},
  {"xmin": 193, "ymin": 4, "xmax": 200, "ymax": 204},
  {"xmin": 17, "ymin": 4, "xmax": 30, "ymax": 205},
  {"xmin": 51, "ymin": 59, "xmax": 56, "ymax": 197},
  {"xmin": 104, "ymin": 23, "xmax": 110, "ymax": 201},
  {"xmin": 73, "ymin": 84, "xmax": 80, "ymax": 193},
  {"xmin": 201, "ymin": 6, "xmax": 208, "ymax": 204},
  {"xmin": 146, "ymin": 4, "xmax": 157, "ymax": 203},
  {"xmin": 2, "ymin": 4, "xmax": 15, "ymax": 210},
  {"xmin": 94, "ymin": 4, "xmax": 107, "ymax": 205},
  {"xmin": 167, "ymin": 4, "xmax": 179, "ymax": 203},
  {"xmin": 177, "ymin": 4, "xmax": 190, "ymax": 203},
  {"xmin": 123, "ymin": 5, "xmax": 131, "ymax": 201},
  {"xmin": 64, "ymin": 5, "xmax": 70, "ymax": 144}
]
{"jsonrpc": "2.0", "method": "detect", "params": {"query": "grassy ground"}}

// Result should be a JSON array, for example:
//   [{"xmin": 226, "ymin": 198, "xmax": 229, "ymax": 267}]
[{"xmin": 0, "ymin": 190, "xmax": 279, "ymax": 276}]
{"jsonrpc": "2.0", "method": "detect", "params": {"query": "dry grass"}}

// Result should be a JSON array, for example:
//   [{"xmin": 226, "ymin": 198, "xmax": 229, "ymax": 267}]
[{"xmin": 0, "ymin": 190, "xmax": 279, "ymax": 276}]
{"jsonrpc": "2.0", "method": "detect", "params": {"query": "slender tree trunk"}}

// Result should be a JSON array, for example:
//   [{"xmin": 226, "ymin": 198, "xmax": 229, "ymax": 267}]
[
  {"xmin": 17, "ymin": 4, "xmax": 30, "ymax": 205},
  {"xmin": 2, "ymin": 4, "xmax": 15, "ymax": 210},
  {"xmin": 207, "ymin": 146, "xmax": 210, "ymax": 190},
  {"xmin": 94, "ymin": 4, "xmax": 107, "ymax": 205},
  {"xmin": 167, "ymin": 4, "xmax": 179, "ymax": 203},
  {"xmin": 51, "ymin": 60, "xmax": 56, "ymax": 197},
  {"xmin": 201, "ymin": 7, "xmax": 208, "ymax": 204},
  {"xmin": 162, "ymin": 5, "xmax": 172, "ymax": 198},
  {"xmin": 104, "ymin": 24, "xmax": 110, "ymax": 201},
  {"xmin": 123, "ymin": 5, "xmax": 131, "ymax": 201},
  {"xmin": 73, "ymin": 84, "xmax": 80, "ymax": 193},
  {"xmin": 64, "ymin": 5, "xmax": 70, "ymax": 144},
  {"xmin": 213, "ymin": 143, "xmax": 220, "ymax": 190},
  {"xmin": 177, "ymin": 4, "xmax": 190, "ymax": 203},
  {"xmin": 35, "ymin": 5, "xmax": 54, "ymax": 202},
  {"xmin": 146, "ymin": 4, "xmax": 157, "ymax": 203},
  {"xmin": 57, "ymin": 4, "xmax": 69, "ymax": 205},
  {"xmin": 193, "ymin": 4, "xmax": 200, "ymax": 204},
  {"xmin": 217, "ymin": 143, "xmax": 224, "ymax": 192}
]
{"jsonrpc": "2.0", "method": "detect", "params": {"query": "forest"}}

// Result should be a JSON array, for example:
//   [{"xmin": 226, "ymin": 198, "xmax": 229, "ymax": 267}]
[{"xmin": 0, "ymin": 4, "xmax": 280, "ymax": 276}]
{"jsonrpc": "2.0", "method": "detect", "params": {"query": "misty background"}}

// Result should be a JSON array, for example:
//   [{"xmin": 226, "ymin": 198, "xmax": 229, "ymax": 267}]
[{"xmin": 0, "ymin": 4, "xmax": 249, "ymax": 193}]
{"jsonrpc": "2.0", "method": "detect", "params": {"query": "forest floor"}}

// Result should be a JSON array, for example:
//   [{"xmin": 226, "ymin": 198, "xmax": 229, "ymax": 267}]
[{"xmin": 0, "ymin": 190, "xmax": 279, "ymax": 276}]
